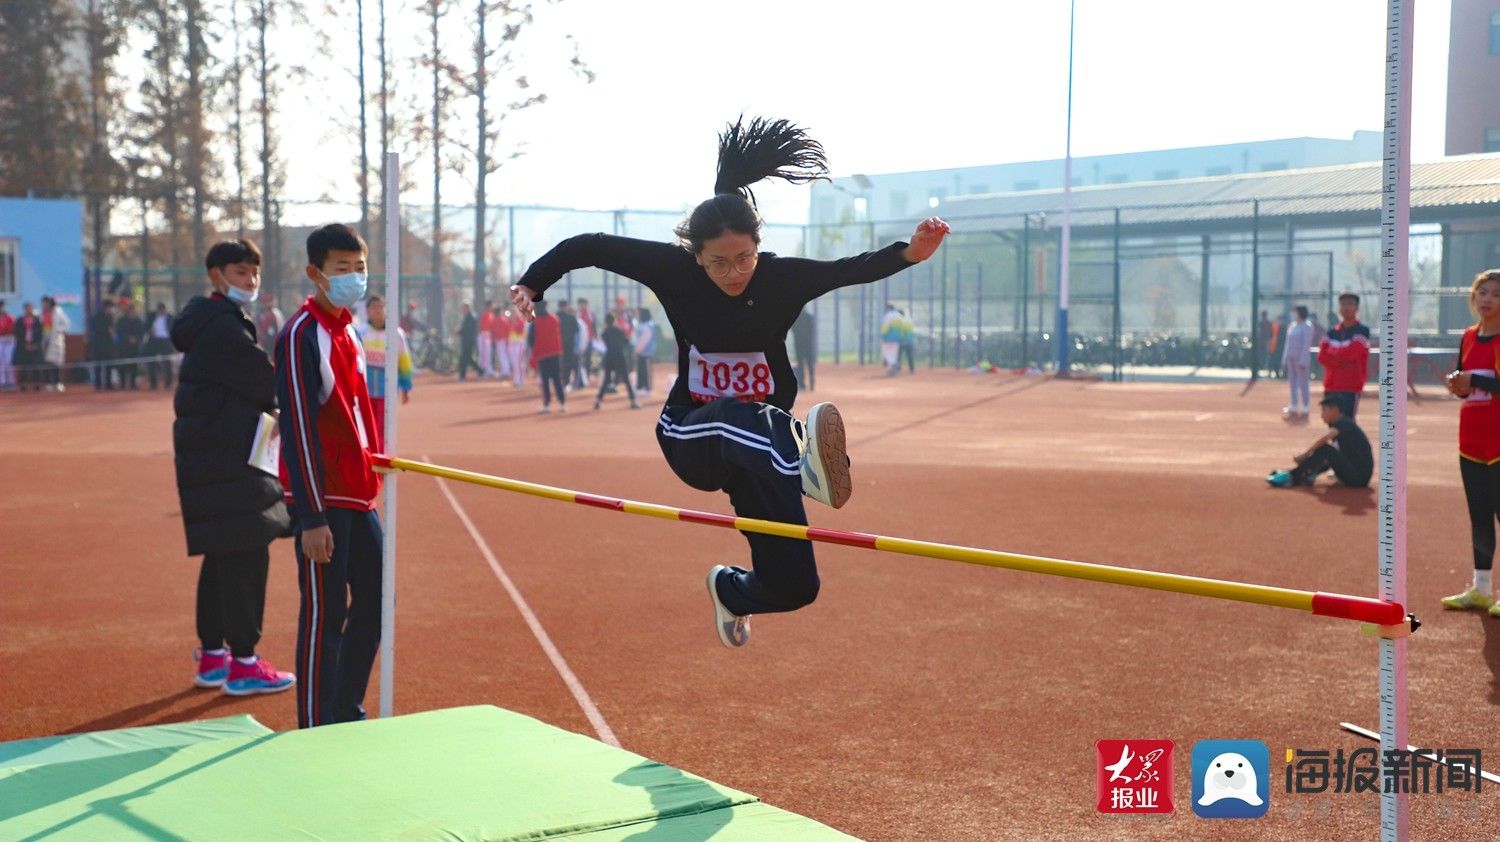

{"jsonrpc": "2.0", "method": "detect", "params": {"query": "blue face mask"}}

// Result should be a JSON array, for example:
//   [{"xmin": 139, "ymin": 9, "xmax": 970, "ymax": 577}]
[
  {"xmin": 224, "ymin": 285, "xmax": 255, "ymax": 307},
  {"xmin": 322, "ymin": 271, "xmax": 368, "ymax": 309}
]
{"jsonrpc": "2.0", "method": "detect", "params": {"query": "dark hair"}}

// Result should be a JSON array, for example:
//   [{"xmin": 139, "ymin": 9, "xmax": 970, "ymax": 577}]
[
  {"xmin": 673, "ymin": 116, "xmax": 828, "ymax": 252},
  {"xmin": 1294, "ymin": 305, "xmax": 1308, "ymax": 318},
  {"xmin": 604, "ymin": 312, "xmax": 616, "ymax": 326},
  {"xmin": 637, "ymin": 306, "xmax": 651, "ymax": 320},
  {"xmin": 306, "ymin": 224, "xmax": 367, "ymax": 269},
  {"xmin": 1319, "ymin": 396, "xmax": 1344, "ymax": 410},
  {"xmin": 1338, "ymin": 292, "xmax": 1359, "ymax": 305},
  {"xmin": 205, "ymin": 239, "xmax": 262, "ymax": 271},
  {"xmin": 366, "ymin": 294, "xmax": 384, "ymax": 305}
]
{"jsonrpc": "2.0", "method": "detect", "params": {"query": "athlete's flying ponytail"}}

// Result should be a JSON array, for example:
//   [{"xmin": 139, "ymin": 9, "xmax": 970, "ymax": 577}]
[{"xmin": 675, "ymin": 116, "xmax": 829, "ymax": 252}]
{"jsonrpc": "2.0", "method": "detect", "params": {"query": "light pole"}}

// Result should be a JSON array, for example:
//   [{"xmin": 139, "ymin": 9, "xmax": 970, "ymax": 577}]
[{"xmin": 1056, "ymin": 0, "xmax": 1076, "ymax": 377}]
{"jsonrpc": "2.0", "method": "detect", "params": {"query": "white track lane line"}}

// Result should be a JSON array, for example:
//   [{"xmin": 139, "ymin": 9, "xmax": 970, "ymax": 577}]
[{"xmin": 430, "ymin": 462, "xmax": 620, "ymax": 747}]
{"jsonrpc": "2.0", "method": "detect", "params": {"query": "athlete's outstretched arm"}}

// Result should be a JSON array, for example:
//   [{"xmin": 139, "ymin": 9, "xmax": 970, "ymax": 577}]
[
  {"xmin": 902, "ymin": 216, "xmax": 951, "ymax": 263},
  {"xmin": 787, "ymin": 216, "xmax": 952, "ymax": 302},
  {"xmin": 509, "ymin": 234, "xmax": 687, "ymax": 320}
]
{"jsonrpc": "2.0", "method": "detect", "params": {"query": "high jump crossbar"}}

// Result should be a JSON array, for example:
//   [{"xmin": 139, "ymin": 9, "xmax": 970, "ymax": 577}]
[{"xmin": 372, "ymin": 454, "xmax": 1412, "ymax": 629}]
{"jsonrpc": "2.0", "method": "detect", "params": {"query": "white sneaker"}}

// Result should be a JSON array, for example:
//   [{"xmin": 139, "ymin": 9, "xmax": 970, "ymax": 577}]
[
  {"xmin": 706, "ymin": 566, "xmax": 750, "ymax": 648},
  {"xmin": 797, "ymin": 402, "xmax": 852, "ymax": 509},
  {"xmin": 537, "ymin": 405, "xmax": 551, "ymax": 414}
]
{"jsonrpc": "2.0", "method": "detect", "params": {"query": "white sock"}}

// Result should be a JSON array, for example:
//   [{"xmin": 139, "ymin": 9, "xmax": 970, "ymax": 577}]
[
  {"xmin": 204, "ymin": 647, "xmax": 226, "ymax": 657},
  {"xmin": 1475, "ymin": 569, "xmax": 1492, "ymax": 594},
  {"xmin": 235, "ymin": 655, "xmax": 258, "ymax": 666}
]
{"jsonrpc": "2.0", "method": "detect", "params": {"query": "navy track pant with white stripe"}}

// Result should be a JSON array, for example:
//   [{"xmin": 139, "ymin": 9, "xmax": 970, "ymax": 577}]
[
  {"xmin": 295, "ymin": 507, "xmax": 383, "ymax": 728},
  {"xmin": 656, "ymin": 399, "xmax": 818, "ymax": 616}
]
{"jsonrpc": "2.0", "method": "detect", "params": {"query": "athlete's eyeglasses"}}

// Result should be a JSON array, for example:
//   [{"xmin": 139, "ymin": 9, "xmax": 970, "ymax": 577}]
[{"xmin": 703, "ymin": 254, "xmax": 757, "ymax": 279}]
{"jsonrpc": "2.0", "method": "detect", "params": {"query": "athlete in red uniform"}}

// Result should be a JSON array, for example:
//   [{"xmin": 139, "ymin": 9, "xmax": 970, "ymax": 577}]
[{"xmin": 1442, "ymin": 269, "xmax": 1500, "ymax": 616}]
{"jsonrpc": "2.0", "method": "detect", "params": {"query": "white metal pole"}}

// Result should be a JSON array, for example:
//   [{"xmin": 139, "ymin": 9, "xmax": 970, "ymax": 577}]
[
  {"xmin": 1056, "ymin": 0, "xmax": 1075, "ymax": 375},
  {"xmin": 379, "ymin": 152, "xmax": 400, "ymax": 719},
  {"xmin": 1377, "ymin": 2, "xmax": 1412, "ymax": 839}
]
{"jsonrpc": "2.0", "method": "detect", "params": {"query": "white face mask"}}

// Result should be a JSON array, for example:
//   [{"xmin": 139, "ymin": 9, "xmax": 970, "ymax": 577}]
[
  {"xmin": 225, "ymin": 285, "xmax": 255, "ymax": 307},
  {"xmin": 321, "ymin": 271, "xmax": 368, "ymax": 309},
  {"xmin": 216, "ymin": 268, "xmax": 257, "ymax": 308}
]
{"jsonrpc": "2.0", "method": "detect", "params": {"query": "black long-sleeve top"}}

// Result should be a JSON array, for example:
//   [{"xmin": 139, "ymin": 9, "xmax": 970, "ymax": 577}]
[
  {"xmin": 1457, "ymin": 334, "xmax": 1500, "ymax": 393},
  {"xmin": 517, "ymin": 234, "xmax": 914, "ymax": 412}
]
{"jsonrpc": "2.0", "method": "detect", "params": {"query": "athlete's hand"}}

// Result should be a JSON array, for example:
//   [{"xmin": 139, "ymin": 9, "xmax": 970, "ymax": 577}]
[
  {"xmin": 509, "ymin": 285, "xmax": 538, "ymax": 321},
  {"xmin": 1447, "ymin": 370, "xmax": 1472, "ymax": 397},
  {"xmin": 903, "ymin": 217, "xmax": 951, "ymax": 263},
  {"xmin": 302, "ymin": 525, "xmax": 334, "ymax": 564}
]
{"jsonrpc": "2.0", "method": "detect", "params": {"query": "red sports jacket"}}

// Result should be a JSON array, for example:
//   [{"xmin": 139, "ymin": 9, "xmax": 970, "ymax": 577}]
[{"xmin": 275, "ymin": 297, "xmax": 383, "ymax": 529}]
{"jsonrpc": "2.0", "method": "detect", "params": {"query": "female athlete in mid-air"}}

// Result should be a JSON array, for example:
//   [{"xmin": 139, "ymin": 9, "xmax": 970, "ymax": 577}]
[{"xmin": 510, "ymin": 117, "xmax": 950, "ymax": 648}]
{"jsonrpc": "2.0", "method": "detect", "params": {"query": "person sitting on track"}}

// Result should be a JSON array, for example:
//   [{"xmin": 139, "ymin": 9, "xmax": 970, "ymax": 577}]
[
  {"xmin": 509, "ymin": 116, "xmax": 950, "ymax": 648},
  {"xmin": 1266, "ymin": 396, "xmax": 1372, "ymax": 489}
]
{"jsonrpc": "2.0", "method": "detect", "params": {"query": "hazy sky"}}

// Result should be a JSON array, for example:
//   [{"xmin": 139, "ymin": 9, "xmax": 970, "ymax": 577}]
[{"xmin": 280, "ymin": 0, "xmax": 1453, "ymax": 227}]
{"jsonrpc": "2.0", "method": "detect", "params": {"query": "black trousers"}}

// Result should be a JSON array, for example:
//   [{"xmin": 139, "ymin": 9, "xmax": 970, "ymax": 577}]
[
  {"xmin": 657, "ymin": 399, "xmax": 818, "ymax": 616},
  {"xmin": 899, "ymin": 342, "xmax": 916, "ymax": 373},
  {"xmin": 596, "ymin": 359, "xmax": 635, "ymax": 404},
  {"xmin": 1292, "ymin": 443, "xmax": 1370, "ymax": 487},
  {"xmin": 1324, "ymin": 390, "xmax": 1361, "ymax": 418},
  {"xmin": 91, "ymin": 353, "xmax": 114, "ymax": 389},
  {"xmin": 636, "ymin": 356, "xmax": 652, "ymax": 392},
  {"xmin": 457, "ymin": 339, "xmax": 479, "ymax": 379},
  {"xmin": 195, "ymin": 544, "xmax": 272, "ymax": 659},
  {"xmin": 116, "ymin": 358, "xmax": 139, "ymax": 389},
  {"xmin": 145, "ymin": 339, "xmax": 175, "ymax": 389},
  {"xmin": 295, "ymin": 507, "xmax": 383, "ymax": 728},
  {"xmin": 537, "ymin": 355, "xmax": 565, "ymax": 406},
  {"xmin": 1461, "ymin": 457, "xmax": 1500, "ymax": 572},
  {"xmin": 795, "ymin": 348, "xmax": 815, "ymax": 391}
]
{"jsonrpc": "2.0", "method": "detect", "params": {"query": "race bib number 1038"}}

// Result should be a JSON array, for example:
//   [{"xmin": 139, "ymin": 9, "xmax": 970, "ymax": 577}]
[{"xmin": 687, "ymin": 346, "xmax": 774, "ymax": 403}]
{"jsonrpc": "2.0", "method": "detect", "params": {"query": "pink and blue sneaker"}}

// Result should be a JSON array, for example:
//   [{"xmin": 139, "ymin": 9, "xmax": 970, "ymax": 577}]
[
  {"xmin": 223, "ymin": 657, "xmax": 296, "ymax": 696},
  {"xmin": 193, "ymin": 648, "xmax": 229, "ymax": 689}
]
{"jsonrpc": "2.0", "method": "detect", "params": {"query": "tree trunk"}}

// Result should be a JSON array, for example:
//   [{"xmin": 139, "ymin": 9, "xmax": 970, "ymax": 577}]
[
  {"xmin": 377, "ymin": 0, "xmax": 389, "ymax": 266},
  {"xmin": 232, "ymin": 0, "xmax": 246, "ymax": 238},
  {"xmin": 472, "ymin": 0, "xmax": 487, "ymax": 308},
  {"xmin": 184, "ymin": 0, "xmax": 208, "ymax": 260},
  {"xmin": 357, "ymin": 0, "xmax": 369, "ymax": 240},
  {"xmin": 256, "ymin": 0, "xmax": 275, "ymax": 290},
  {"xmin": 430, "ymin": 0, "xmax": 444, "ymax": 333}
]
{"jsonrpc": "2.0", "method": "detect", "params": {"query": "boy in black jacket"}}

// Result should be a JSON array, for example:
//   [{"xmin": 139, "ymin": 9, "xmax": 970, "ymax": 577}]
[
  {"xmin": 593, "ymin": 312, "xmax": 638, "ymax": 410},
  {"xmin": 172, "ymin": 240, "xmax": 295, "ymax": 696}
]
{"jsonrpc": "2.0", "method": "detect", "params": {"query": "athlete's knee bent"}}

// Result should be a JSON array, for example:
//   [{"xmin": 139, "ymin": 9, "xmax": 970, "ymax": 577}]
[{"xmin": 769, "ymin": 567, "xmax": 820, "ymax": 610}]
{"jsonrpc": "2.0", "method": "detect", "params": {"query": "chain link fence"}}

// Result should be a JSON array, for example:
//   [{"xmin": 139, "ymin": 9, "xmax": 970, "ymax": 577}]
[{"xmin": 88, "ymin": 193, "xmax": 1498, "ymax": 379}]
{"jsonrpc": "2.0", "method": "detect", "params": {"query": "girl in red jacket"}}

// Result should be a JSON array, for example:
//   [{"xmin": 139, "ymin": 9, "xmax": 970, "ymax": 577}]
[{"xmin": 528, "ymin": 300, "xmax": 566, "ymax": 413}]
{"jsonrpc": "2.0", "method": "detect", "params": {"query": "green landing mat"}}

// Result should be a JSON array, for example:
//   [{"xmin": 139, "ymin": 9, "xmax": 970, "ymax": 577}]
[
  {"xmin": 0, "ymin": 714, "xmax": 272, "ymax": 771},
  {"xmin": 0, "ymin": 705, "xmax": 855, "ymax": 841}
]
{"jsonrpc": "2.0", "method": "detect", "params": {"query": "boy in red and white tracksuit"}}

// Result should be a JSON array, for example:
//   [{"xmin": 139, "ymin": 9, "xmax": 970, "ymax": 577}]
[
  {"xmin": 1317, "ymin": 292, "xmax": 1370, "ymax": 418},
  {"xmin": 276, "ymin": 223, "xmax": 385, "ymax": 728}
]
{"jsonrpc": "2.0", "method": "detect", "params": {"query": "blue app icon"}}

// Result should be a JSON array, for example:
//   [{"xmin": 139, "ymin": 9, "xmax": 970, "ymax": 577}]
[{"xmin": 1191, "ymin": 740, "xmax": 1270, "ymax": 819}]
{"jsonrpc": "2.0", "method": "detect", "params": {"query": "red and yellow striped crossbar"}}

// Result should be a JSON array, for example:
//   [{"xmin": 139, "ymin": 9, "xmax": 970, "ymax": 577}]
[{"xmin": 373, "ymin": 454, "xmax": 1406, "ymax": 627}]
